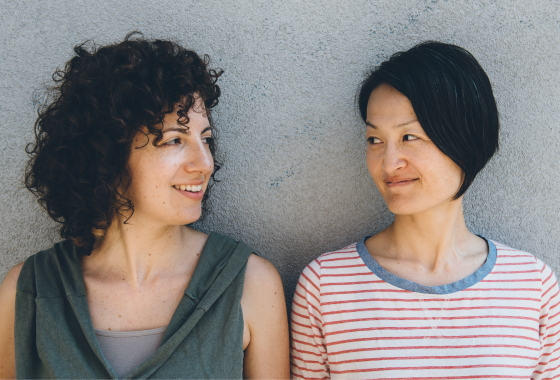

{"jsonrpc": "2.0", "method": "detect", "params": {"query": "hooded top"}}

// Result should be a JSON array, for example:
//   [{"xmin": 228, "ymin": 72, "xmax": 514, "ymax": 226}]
[{"xmin": 15, "ymin": 232, "xmax": 252, "ymax": 379}]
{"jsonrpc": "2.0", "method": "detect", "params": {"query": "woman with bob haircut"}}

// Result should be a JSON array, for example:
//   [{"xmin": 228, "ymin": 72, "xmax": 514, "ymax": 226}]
[
  {"xmin": 291, "ymin": 41, "xmax": 560, "ymax": 379},
  {"xmin": 0, "ymin": 33, "xmax": 289, "ymax": 379}
]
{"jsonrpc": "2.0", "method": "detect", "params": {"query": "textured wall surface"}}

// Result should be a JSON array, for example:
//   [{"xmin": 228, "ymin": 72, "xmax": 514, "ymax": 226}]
[{"xmin": 1, "ymin": 0, "xmax": 559, "ymax": 308}]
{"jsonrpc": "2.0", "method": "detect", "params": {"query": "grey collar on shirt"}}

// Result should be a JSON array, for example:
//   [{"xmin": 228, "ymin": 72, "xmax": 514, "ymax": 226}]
[{"xmin": 355, "ymin": 236, "xmax": 497, "ymax": 295}]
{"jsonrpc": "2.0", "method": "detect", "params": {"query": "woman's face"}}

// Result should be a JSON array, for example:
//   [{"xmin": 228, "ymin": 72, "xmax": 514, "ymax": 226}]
[
  {"xmin": 124, "ymin": 99, "xmax": 214, "ymax": 226},
  {"xmin": 365, "ymin": 84, "xmax": 463, "ymax": 215}
]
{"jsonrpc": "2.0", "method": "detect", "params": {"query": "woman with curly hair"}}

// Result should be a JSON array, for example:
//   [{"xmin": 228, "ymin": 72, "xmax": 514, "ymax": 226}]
[{"xmin": 0, "ymin": 33, "xmax": 289, "ymax": 379}]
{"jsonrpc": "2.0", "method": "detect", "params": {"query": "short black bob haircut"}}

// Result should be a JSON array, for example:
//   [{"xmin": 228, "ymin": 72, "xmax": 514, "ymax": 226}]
[
  {"xmin": 25, "ymin": 32, "xmax": 222, "ymax": 254},
  {"xmin": 358, "ymin": 41, "xmax": 499, "ymax": 200}
]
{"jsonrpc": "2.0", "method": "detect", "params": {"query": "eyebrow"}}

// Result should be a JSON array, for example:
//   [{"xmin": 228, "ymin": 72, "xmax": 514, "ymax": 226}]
[
  {"xmin": 366, "ymin": 120, "xmax": 418, "ymax": 129},
  {"xmin": 162, "ymin": 126, "xmax": 212, "ymax": 134}
]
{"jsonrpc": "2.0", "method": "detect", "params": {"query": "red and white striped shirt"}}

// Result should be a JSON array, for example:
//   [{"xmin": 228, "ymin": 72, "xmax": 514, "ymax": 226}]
[{"xmin": 291, "ymin": 238, "xmax": 560, "ymax": 379}]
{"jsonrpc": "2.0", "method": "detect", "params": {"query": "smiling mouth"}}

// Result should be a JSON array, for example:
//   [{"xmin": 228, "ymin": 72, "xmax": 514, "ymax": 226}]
[
  {"xmin": 172, "ymin": 184, "xmax": 203, "ymax": 192},
  {"xmin": 385, "ymin": 179, "xmax": 418, "ymax": 187}
]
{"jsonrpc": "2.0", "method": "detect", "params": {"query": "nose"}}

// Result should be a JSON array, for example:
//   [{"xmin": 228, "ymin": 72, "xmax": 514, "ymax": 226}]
[
  {"xmin": 182, "ymin": 139, "xmax": 214, "ymax": 175},
  {"xmin": 382, "ymin": 142, "xmax": 406, "ymax": 173}
]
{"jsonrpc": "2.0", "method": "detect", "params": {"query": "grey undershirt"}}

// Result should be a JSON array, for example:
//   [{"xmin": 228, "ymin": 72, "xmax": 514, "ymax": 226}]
[{"xmin": 94, "ymin": 326, "xmax": 167, "ymax": 379}]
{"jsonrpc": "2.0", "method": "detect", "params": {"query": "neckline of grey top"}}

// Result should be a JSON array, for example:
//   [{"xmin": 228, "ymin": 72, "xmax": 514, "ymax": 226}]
[
  {"xmin": 94, "ymin": 326, "xmax": 167, "ymax": 337},
  {"xmin": 355, "ymin": 236, "xmax": 497, "ymax": 295},
  {"xmin": 94, "ymin": 327, "xmax": 167, "ymax": 379}
]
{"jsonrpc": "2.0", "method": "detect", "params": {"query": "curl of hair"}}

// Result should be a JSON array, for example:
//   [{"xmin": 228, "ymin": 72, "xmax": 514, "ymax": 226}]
[{"xmin": 25, "ymin": 32, "xmax": 223, "ymax": 254}]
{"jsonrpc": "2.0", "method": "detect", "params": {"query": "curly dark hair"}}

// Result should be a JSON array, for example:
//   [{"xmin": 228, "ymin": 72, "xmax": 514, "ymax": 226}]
[{"xmin": 25, "ymin": 32, "xmax": 223, "ymax": 254}]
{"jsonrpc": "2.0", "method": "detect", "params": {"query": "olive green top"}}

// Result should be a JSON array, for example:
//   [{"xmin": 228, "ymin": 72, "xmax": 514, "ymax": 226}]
[{"xmin": 15, "ymin": 232, "xmax": 252, "ymax": 379}]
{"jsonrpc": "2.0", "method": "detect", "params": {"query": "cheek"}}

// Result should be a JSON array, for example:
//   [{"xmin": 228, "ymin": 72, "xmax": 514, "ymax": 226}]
[
  {"xmin": 445, "ymin": 167, "xmax": 464, "ymax": 193},
  {"xmin": 134, "ymin": 157, "xmax": 178, "ymax": 187},
  {"xmin": 150, "ymin": 152, "xmax": 183, "ymax": 172},
  {"xmin": 427, "ymin": 156, "xmax": 463, "ymax": 195},
  {"xmin": 366, "ymin": 150, "xmax": 386, "ymax": 190}
]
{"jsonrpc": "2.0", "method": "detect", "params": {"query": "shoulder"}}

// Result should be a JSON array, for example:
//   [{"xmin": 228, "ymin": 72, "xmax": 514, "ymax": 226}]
[
  {"xmin": 491, "ymin": 239, "xmax": 541, "ymax": 270},
  {"xmin": 298, "ymin": 241, "xmax": 362, "ymax": 288},
  {"xmin": 0, "ymin": 263, "xmax": 23, "ymax": 380},
  {"xmin": 0, "ymin": 262, "xmax": 24, "ymax": 322},
  {"xmin": 12, "ymin": 240, "xmax": 79, "ymax": 297},
  {"xmin": 492, "ymin": 240, "xmax": 538, "ymax": 262},
  {"xmin": 184, "ymin": 226, "xmax": 209, "ymax": 245},
  {"xmin": 243, "ymin": 254, "xmax": 283, "ymax": 296},
  {"xmin": 18, "ymin": 240, "xmax": 76, "ymax": 271},
  {"xmin": 241, "ymin": 255, "xmax": 290, "ymax": 378},
  {"xmin": 0, "ymin": 263, "xmax": 24, "ymax": 300},
  {"xmin": 203, "ymin": 231, "xmax": 253, "ymax": 263},
  {"xmin": 241, "ymin": 254, "xmax": 286, "ymax": 322},
  {"xmin": 490, "ymin": 239, "xmax": 557, "ymax": 289}
]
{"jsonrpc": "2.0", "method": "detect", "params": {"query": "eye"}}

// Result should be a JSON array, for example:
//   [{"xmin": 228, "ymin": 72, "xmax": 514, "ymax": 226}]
[
  {"xmin": 162, "ymin": 137, "xmax": 181, "ymax": 146},
  {"xmin": 403, "ymin": 134, "xmax": 419, "ymax": 141},
  {"xmin": 202, "ymin": 136, "xmax": 213, "ymax": 145},
  {"xmin": 367, "ymin": 136, "xmax": 382, "ymax": 145}
]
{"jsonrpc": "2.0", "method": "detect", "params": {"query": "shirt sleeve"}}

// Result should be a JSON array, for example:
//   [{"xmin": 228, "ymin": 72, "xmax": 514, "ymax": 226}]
[
  {"xmin": 532, "ymin": 261, "xmax": 560, "ymax": 379},
  {"xmin": 290, "ymin": 260, "xmax": 329, "ymax": 379}
]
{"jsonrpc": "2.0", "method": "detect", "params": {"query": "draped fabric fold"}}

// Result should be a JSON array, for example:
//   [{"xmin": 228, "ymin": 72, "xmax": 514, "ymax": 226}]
[{"xmin": 15, "ymin": 232, "xmax": 252, "ymax": 379}]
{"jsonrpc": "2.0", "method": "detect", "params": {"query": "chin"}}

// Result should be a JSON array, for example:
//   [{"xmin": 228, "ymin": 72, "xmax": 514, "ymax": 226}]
[
  {"xmin": 385, "ymin": 198, "xmax": 425, "ymax": 215},
  {"xmin": 170, "ymin": 208, "xmax": 202, "ymax": 226},
  {"xmin": 182, "ymin": 214, "xmax": 202, "ymax": 225},
  {"xmin": 387, "ymin": 196, "xmax": 458, "ymax": 216}
]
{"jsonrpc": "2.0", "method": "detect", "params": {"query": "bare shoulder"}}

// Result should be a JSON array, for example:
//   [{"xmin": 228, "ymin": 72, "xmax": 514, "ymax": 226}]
[
  {"xmin": 0, "ymin": 262, "xmax": 24, "ymax": 316},
  {"xmin": 244, "ymin": 254, "xmax": 283, "ymax": 293},
  {"xmin": 241, "ymin": 254, "xmax": 285, "ymax": 316},
  {"xmin": 241, "ymin": 255, "xmax": 290, "ymax": 379},
  {"xmin": 0, "ymin": 263, "xmax": 23, "ymax": 380},
  {"xmin": 246, "ymin": 254, "xmax": 281, "ymax": 277},
  {"xmin": 0, "ymin": 263, "xmax": 24, "ymax": 300}
]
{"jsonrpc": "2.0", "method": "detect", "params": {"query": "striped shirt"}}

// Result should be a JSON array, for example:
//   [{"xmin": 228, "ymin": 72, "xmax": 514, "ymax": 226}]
[{"xmin": 291, "ymin": 238, "xmax": 560, "ymax": 379}]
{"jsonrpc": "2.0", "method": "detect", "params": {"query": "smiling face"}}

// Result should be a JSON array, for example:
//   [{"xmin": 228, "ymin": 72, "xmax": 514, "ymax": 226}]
[
  {"xmin": 365, "ymin": 84, "xmax": 463, "ymax": 215},
  {"xmin": 124, "ymin": 99, "xmax": 214, "ymax": 227}
]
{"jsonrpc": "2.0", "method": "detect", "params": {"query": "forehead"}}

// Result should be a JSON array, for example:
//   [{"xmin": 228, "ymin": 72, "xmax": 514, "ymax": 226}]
[
  {"xmin": 161, "ymin": 105, "xmax": 210, "ymax": 132},
  {"xmin": 366, "ymin": 84, "xmax": 416, "ymax": 125}
]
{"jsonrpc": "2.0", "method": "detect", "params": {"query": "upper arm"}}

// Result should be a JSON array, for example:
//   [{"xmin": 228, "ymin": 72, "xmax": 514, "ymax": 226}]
[
  {"xmin": 0, "ymin": 263, "xmax": 23, "ymax": 380},
  {"xmin": 290, "ymin": 262, "xmax": 329, "ymax": 379},
  {"xmin": 241, "ymin": 254, "xmax": 290, "ymax": 380},
  {"xmin": 533, "ymin": 262, "xmax": 560, "ymax": 379}
]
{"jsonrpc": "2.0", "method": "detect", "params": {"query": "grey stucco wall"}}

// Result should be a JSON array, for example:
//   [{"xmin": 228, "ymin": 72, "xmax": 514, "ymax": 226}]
[{"xmin": 1, "ymin": 0, "xmax": 559, "ymax": 308}]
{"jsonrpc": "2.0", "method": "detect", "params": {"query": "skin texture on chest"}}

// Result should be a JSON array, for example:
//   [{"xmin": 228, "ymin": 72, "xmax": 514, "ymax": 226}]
[
  {"xmin": 81, "ymin": 227, "xmax": 208, "ymax": 332},
  {"xmin": 83, "ymin": 271, "xmax": 191, "ymax": 331}
]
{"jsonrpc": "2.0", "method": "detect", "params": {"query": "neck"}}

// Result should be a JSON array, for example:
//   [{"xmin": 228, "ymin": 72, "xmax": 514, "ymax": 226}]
[
  {"xmin": 88, "ymin": 215, "xmax": 195, "ymax": 286},
  {"xmin": 384, "ymin": 198, "xmax": 475, "ymax": 270}
]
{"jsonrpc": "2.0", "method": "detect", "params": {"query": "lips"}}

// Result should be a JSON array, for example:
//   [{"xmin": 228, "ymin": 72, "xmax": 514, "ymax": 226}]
[
  {"xmin": 384, "ymin": 178, "xmax": 419, "ymax": 187},
  {"xmin": 172, "ymin": 184, "xmax": 202, "ymax": 192},
  {"xmin": 172, "ymin": 184, "xmax": 204, "ymax": 200}
]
